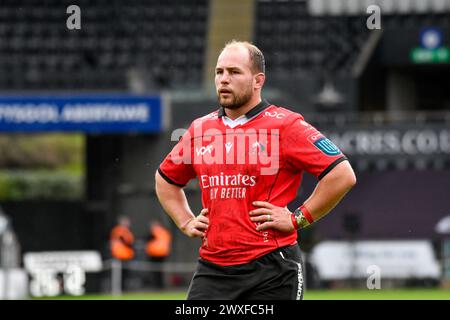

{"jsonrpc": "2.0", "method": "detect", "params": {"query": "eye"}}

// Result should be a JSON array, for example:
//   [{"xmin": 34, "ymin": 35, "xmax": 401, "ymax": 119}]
[{"xmin": 215, "ymin": 70, "xmax": 223, "ymax": 75}]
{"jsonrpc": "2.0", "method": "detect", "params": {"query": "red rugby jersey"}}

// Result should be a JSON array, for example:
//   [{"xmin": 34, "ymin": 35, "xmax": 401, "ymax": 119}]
[{"xmin": 158, "ymin": 100, "xmax": 347, "ymax": 266}]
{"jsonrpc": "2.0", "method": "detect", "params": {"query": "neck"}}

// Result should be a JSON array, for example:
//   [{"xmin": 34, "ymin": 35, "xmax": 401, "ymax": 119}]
[{"xmin": 224, "ymin": 96, "xmax": 262, "ymax": 120}]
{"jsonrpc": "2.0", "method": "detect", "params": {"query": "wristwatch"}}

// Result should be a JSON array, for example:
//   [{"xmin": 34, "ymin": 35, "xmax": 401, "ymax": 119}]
[{"xmin": 293, "ymin": 208, "xmax": 311, "ymax": 229}]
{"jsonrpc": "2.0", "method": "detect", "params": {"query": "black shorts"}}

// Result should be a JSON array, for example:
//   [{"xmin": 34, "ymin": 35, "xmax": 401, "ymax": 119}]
[{"xmin": 187, "ymin": 244, "xmax": 304, "ymax": 300}]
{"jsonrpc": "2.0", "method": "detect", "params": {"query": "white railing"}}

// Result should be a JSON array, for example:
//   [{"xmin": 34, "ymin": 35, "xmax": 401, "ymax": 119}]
[{"xmin": 103, "ymin": 259, "xmax": 197, "ymax": 296}]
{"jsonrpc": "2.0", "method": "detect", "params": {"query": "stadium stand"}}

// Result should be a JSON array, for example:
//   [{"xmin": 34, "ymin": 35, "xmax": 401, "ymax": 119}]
[
  {"xmin": 254, "ymin": 0, "xmax": 450, "ymax": 114},
  {"xmin": 0, "ymin": 0, "xmax": 208, "ymax": 90},
  {"xmin": 255, "ymin": 0, "xmax": 370, "ymax": 77}
]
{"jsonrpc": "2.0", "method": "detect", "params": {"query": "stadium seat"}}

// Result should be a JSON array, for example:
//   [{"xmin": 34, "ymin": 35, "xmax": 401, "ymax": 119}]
[{"xmin": 0, "ymin": 1, "xmax": 208, "ymax": 90}]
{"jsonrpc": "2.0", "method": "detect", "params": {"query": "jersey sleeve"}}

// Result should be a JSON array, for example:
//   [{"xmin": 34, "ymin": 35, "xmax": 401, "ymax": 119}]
[
  {"xmin": 282, "ymin": 115, "xmax": 347, "ymax": 180},
  {"xmin": 158, "ymin": 125, "xmax": 196, "ymax": 187}
]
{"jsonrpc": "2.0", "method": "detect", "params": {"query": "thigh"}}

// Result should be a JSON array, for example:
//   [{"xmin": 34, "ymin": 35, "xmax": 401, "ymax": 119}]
[
  {"xmin": 186, "ymin": 260, "xmax": 245, "ymax": 300},
  {"xmin": 243, "ymin": 245, "xmax": 304, "ymax": 300}
]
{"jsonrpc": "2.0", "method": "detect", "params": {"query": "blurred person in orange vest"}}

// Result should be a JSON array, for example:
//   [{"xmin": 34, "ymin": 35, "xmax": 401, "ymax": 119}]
[
  {"xmin": 110, "ymin": 215, "xmax": 135, "ymax": 261},
  {"xmin": 146, "ymin": 220, "xmax": 172, "ymax": 289}
]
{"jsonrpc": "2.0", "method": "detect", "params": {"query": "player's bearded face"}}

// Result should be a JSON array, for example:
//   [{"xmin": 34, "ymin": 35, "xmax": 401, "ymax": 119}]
[{"xmin": 217, "ymin": 80, "xmax": 253, "ymax": 110}]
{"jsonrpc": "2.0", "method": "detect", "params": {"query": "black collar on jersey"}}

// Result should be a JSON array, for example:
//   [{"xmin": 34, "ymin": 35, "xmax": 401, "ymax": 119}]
[{"xmin": 218, "ymin": 99, "xmax": 271, "ymax": 118}]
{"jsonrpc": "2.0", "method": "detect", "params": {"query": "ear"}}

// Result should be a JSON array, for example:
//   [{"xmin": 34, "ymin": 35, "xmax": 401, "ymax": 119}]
[{"xmin": 254, "ymin": 73, "xmax": 265, "ymax": 89}]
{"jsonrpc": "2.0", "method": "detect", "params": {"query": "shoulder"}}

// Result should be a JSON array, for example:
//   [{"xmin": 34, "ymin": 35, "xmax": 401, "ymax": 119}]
[
  {"xmin": 266, "ymin": 106, "xmax": 321, "ymax": 145},
  {"xmin": 190, "ymin": 109, "xmax": 220, "ymax": 129},
  {"xmin": 265, "ymin": 105, "xmax": 306, "ymax": 126}
]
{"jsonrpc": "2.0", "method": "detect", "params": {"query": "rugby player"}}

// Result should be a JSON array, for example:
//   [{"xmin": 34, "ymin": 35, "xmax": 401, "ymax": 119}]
[{"xmin": 155, "ymin": 40, "xmax": 356, "ymax": 300}]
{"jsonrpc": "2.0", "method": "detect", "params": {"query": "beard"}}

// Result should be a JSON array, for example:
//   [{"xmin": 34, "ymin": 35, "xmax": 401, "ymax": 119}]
[{"xmin": 217, "ymin": 86, "xmax": 253, "ymax": 110}]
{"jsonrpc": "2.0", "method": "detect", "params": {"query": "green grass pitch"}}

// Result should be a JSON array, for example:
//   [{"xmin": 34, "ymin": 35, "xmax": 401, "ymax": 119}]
[{"xmin": 34, "ymin": 288, "xmax": 450, "ymax": 300}]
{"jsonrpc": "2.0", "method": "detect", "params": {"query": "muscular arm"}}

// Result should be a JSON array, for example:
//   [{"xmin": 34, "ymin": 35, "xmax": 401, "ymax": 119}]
[
  {"xmin": 155, "ymin": 170, "xmax": 208, "ymax": 237},
  {"xmin": 251, "ymin": 160, "xmax": 356, "ymax": 231},
  {"xmin": 301, "ymin": 160, "xmax": 356, "ymax": 221}
]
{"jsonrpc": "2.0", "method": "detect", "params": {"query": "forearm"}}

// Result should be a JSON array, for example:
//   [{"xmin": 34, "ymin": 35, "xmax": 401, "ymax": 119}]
[
  {"xmin": 251, "ymin": 162, "xmax": 356, "ymax": 232},
  {"xmin": 155, "ymin": 172, "xmax": 195, "ymax": 232},
  {"xmin": 302, "ymin": 161, "xmax": 356, "ymax": 221}
]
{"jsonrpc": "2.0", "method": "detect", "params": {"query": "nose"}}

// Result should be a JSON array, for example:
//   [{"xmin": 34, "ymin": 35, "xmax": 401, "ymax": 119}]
[{"xmin": 219, "ymin": 71, "xmax": 230, "ymax": 84}]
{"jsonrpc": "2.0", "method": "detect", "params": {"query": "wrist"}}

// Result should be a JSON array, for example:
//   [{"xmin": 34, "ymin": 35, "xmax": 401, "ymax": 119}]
[
  {"xmin": 299, "ymin": 205, "xmax": 314, "ymax": 224},
  {"xmin": 292, "ymin": 205, "xmax": 314, "ymax": 230},
  {"xmin": 179, "ymin": 217, "xmax": 194, "ymax": 233},
  {"xmin": 290, "ymin": 213, "xmax": 299, "ymax": 230}
]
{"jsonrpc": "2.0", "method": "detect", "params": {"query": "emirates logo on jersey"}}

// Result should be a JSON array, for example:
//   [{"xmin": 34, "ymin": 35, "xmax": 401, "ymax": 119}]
[
  {"xmin": 200, "ymin": 173, "xmax": 256, "ymax": 200},
  {"xmin": 200, "ymin": 173, "xmax": 256, "ymax": 188}
]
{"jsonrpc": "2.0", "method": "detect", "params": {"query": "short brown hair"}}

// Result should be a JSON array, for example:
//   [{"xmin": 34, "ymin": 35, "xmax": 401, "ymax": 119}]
[{"xmin": 221, "ymin": 40, "xmax": 265, "ymax": 74}]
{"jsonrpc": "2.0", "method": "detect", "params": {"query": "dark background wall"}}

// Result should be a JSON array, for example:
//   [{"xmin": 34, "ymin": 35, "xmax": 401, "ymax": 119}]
[
  {"xmin": 2, "ymin": 201, "xmax": 94, "ymax": 252},
  {"xmin": 295, "ymin": 169, "xmax": 450, "ymax": 246}
]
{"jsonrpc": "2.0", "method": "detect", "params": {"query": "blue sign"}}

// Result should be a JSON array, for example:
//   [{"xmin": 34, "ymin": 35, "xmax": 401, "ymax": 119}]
[
  {"xmin": 0, "ymin": 94, "xmax": 166, "ymax": 133},
  {"xmin": 420, "ymin": 27, "xmax": 442, "ymax": 50},
  {"xmin": 412, "ymin": 27, "xmax": 449, "ymax": 64}
]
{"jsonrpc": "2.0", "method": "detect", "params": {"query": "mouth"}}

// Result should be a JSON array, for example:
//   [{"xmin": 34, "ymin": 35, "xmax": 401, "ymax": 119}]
[{"xmin": 219, "ymin": 88, "xmax": 232, "ymax": 95}]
